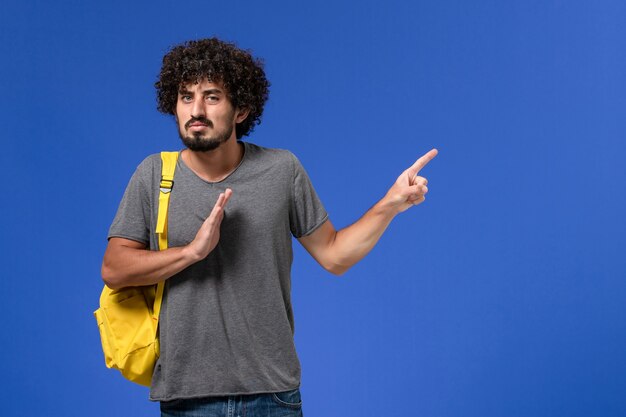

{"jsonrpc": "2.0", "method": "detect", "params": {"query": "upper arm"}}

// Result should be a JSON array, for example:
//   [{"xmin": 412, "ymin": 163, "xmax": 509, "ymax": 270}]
[
  {"xmin": 297, "ymin": 219, "xmax": 339, "ymax": 273},
  {"xmin": 106, "ymin": 237, "xmax": 147, "ymax": 251},
  {"xmin": 101, "ymin": 237, "xmax": 148, "ymax": 286},
  {"xmin": 103, "ymin": 237, "xmax": 147, "ymax": 264},
  {"xmin": 107, "ymin": 156, "xmax": 156, "ymax": 246}
]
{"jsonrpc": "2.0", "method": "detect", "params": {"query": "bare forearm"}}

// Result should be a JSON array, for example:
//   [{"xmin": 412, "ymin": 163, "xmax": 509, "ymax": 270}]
[
  {"xmin": 102, "ymin": 244, "xmax": 200, "ymax": 289},
  {"xmin": 316, "ymin": 149, "xmax": 437, "ymax": 275},
  {"xmin": 327, "ymin": 198, "xmax": 398, "ymax": 274}
]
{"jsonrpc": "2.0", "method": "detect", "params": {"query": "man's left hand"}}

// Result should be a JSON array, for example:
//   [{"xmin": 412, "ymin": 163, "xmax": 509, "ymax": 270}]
[{"xmin": 384, "ymin": 148, "xmax": 438, "ymax": 213}]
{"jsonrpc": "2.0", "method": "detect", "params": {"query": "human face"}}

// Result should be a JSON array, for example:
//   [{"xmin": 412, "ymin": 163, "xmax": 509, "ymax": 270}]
[{"xmin": 175, "ymin": 79, "xmax": 238, "ymax": 152}]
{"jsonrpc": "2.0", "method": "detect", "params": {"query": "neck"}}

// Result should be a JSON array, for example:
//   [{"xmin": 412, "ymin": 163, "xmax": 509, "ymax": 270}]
[{"xmin": 182, "ymin": 137, "xmax": 244, "ymax": 182}]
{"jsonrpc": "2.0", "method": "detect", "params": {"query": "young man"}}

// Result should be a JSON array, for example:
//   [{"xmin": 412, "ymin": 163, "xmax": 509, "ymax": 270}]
[{"xmin": 102, "ymin": 38, "xmax": 437, "ymax": 416}]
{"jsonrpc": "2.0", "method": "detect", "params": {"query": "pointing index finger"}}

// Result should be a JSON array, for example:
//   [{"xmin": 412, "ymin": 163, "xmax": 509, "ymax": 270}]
[{"xmin": 407, "ymin": 148, "xmax": 438, "ymax": 176}]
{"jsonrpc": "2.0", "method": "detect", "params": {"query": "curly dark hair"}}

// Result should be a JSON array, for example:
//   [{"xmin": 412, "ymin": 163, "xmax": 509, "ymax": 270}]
[{"xmin": 155, "ymin": 38, "xmax": 270, "ymax": 139}]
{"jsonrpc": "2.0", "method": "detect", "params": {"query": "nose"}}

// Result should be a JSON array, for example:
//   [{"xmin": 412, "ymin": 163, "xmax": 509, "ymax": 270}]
[{"xmin": 191, "ymin": 96, "xmax": 205, "ymax": 118}]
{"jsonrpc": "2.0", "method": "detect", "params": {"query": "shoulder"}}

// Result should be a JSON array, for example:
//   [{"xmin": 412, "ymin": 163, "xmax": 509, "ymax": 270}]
[
  {"xmin": 243, "ymin": 142, "xmax": 299, "ymax": 169},
  {"xmin": 136, "ymin": 152, "xmax": 164, "ymax": 171},
  {"xmin": 134, "ymin": 151, "xmax": 181, "ymax": 177},
  {"xmin": 127, "ymin": 151, "xmax": 180, "ymax": 192}
]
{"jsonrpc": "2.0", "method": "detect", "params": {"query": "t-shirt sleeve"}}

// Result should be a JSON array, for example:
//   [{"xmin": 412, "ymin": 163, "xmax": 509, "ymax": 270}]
[
  {"xmin": 289, "ymin": 152, "xmax": 328, "ymax": 238},
  {"xmin": 107, "ymin": 156, "xmax": 156, "ymax": 245}
]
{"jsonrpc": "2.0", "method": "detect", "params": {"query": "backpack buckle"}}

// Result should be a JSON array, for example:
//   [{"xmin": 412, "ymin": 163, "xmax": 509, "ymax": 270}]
[{"xmin": 160, "ymin": 178, "xmax": 174, "ymax": 193}]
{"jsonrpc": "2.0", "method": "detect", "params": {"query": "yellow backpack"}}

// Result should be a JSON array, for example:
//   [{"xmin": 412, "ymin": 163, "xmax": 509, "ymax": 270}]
[{"xmin": 94, "ymin": 151, "xmax": 178, "ymax": 386}]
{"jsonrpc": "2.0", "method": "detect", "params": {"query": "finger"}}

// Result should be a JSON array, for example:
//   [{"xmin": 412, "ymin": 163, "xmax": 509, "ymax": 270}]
[
  {"xmin": 206, "ymin": 193, "xmax": 226, "ymax": 221},
  {"xmin": 408, "ymin": 184, "xmax": 425, "ymax": 195},
  {"xmin": 412, "ymin": 176, "xmax": 428, "ymax": 187},
  {"xmin": 214, "ymin": 190, "xmax": 233, "ymax": 221},
  {"xmin": 407, "ymin": 148, "xmax": 438, "ymax": 176},
  {"xmin": 222, "ymin": 188, "xmax": 233, "ymax": 206},
  {"xmin": 412, "ymin": 195, "xmax": 425, "ymax": 205},
  {"xmin": 213, "ymin": 192, "xmax": 226, "ymax": 209},
  {"xmin": 408, "ymin": 194, "xmax": 420, "ymax": 202},
  {"xmin": 406, "ymin": 183, "xmax": 428, "ymax": 200}
]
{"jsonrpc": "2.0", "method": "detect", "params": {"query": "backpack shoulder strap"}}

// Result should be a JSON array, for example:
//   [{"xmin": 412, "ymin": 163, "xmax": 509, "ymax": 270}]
[
  {"xmin": 155, "ymin": 151, "xmax": 179, "ymax": 242},
  {"xmin": 153, "ymin": 151, "xmax": 179, "ymax": 320}
]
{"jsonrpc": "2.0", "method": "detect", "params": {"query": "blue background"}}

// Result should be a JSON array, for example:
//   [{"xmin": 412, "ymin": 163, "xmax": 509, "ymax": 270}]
[{"xmin": 1, "ymin": 0, "xmax": 625, "ymax": 416}]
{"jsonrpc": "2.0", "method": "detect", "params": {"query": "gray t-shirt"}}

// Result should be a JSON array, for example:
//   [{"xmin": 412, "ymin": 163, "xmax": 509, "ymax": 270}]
[{"xmin": 108, "ymin": 141, "xmax": 328, "ymax": 401}]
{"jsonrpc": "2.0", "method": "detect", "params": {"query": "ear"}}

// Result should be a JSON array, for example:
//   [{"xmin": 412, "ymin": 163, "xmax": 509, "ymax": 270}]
[{"xmin": 235, "ymin": 107, "xmax": 250, "ymax": 124}]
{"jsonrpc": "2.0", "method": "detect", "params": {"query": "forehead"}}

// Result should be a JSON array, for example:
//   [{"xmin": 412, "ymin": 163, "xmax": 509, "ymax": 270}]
[{"xmin": 178, "ymin": 78, "xmax": 226, "ymax": 93}]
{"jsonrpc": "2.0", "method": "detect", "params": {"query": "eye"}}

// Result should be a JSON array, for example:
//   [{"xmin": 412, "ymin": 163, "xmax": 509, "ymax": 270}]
[
  {"xmin": 206, "ymin": 95, "xmax": 219, "ymax": 103},
  {"xmin": 181, "ymin": 95, "xmax": 192, "ymax": 103}
]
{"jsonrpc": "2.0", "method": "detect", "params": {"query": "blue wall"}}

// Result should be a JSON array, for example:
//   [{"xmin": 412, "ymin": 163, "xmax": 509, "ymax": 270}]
[{"xmin": 1, "ymin": 1, "xmax": 625, "ymax": 416}]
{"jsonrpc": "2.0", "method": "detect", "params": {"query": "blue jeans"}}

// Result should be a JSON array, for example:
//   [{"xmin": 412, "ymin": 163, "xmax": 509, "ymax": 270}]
[{"xmin": 160, "ymin": 388, "xmax": 303, "ymax": 417}]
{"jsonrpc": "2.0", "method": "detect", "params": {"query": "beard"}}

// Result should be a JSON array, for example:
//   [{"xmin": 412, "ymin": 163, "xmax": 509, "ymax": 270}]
[{"xmin": 178, "ymin": 116, "xmax": 235, "ymax": 152}]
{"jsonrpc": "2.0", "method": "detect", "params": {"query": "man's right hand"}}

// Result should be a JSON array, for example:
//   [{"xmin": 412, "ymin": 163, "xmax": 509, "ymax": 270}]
[
  {"xmin": 102, "ymin": 189, "xmax": 233, "ymax": 289},
  {"xmin": 186, "ymin": 188, "xmax": 233, "ymax": 261}
]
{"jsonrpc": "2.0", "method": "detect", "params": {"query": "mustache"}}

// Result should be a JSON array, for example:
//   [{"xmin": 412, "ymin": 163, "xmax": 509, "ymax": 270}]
[{"xmin": 185, "ymin": 117, "xmax": 213, "ymax": 129}]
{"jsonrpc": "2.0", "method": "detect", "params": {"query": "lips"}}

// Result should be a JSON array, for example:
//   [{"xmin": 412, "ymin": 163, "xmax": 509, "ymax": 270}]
[
  {"xmin": 189, "ymin": 123, "xmax": 208, "ymax": 130},
  {"xmin": 185, "ymin": 118, "xmax": 212, "ymax": 130}
]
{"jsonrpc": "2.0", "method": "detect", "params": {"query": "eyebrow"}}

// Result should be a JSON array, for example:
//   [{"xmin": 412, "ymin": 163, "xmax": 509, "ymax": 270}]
[{"xmin": 178, "ymin": 88, "xmax": 223, "ymax": 95}]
